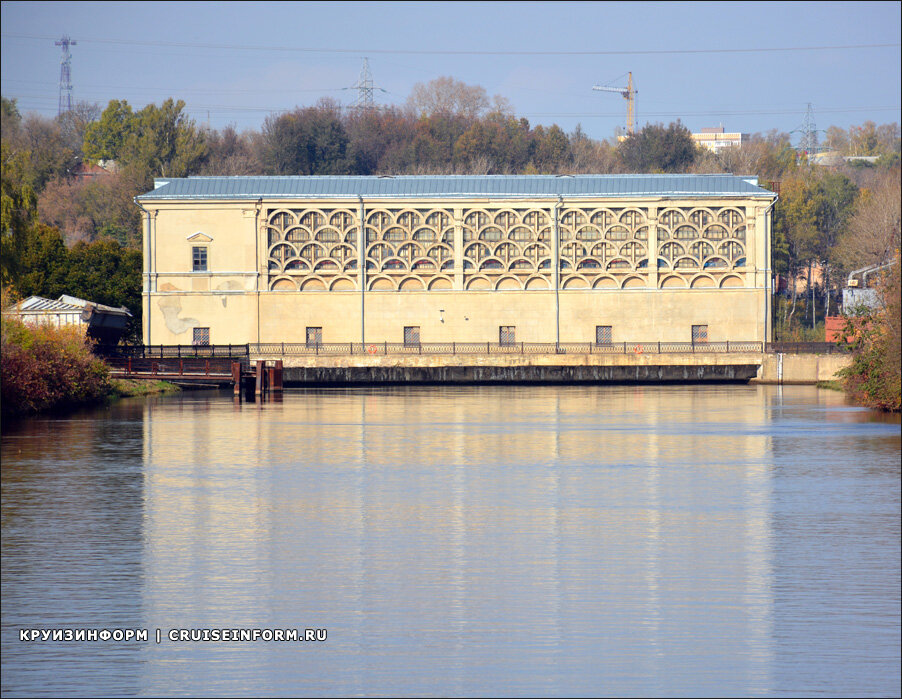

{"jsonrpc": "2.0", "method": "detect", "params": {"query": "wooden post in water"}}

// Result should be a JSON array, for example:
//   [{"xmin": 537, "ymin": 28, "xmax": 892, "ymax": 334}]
[
  {"xmin": 273, "ymin": 360, "xmax": 283, "ymax": 392},
  {"xmin": 255, "ymin": 360, "xmax": 265, "ymax": 399},
  {"xmin": 232, "ymin": 362, "xmax": 242, "ymax": 399}
]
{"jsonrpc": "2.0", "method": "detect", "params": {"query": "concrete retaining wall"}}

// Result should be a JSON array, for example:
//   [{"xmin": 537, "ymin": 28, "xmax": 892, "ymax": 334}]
[
  {"xmin": 753, "ymin": 353, "xmax": 851, "ymax": 385},
  {"xmin": 282, "ymin": 363, "xmax": 760, "ymax": 385},
  {"xmin": 257, "ymin": 351, "xmax": 849, "ymax": 386}
]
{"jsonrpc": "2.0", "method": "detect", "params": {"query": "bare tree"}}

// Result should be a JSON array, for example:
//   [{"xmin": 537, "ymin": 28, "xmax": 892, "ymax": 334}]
[
  {"xmin": 199, "ymin": 125, "xmax": 261, "ymax": 175},
  {"xmin": 406, "ymin": 76, "xmax": 491, "ymax": 122},
  {"xmin": 58, "ymin": 101, "xmax": 99, "ymax": 147},
  {"xmin": 567, "ymin": 125, "xmax": 620, "ymax": 174},
  {"xmin": 833, "ymin": 170, "xmax": 901, "ymax": 272}
]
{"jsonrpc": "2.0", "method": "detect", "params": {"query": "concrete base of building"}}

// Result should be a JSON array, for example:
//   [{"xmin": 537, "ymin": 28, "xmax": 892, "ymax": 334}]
[
  {"xmin": 264, "ymin": 350, "xmax": 851, "ymax": 386},
  {"xmin": 282, "ymin": 363, "xmax": 760, "ymax": 385}
]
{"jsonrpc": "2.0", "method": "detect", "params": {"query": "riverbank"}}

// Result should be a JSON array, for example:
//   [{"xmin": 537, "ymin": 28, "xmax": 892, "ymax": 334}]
[
  {"xmin": 0, "ymin": 318, "xmax": 181, "ymax": 419},
  {"xmin": 110, "ymin": 378, "xmax": 180, "ymax": 398}
]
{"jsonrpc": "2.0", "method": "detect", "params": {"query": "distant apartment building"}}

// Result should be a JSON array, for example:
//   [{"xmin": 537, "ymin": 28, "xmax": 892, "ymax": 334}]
[{"xmin": 692, "ymin": 127, "xmax": 748, "ymax": 154}]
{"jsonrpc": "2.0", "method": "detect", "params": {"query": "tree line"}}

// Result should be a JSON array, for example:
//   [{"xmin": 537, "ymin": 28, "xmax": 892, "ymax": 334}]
[{"xmin": 1, "ymin": 76, "xmax": 900, "ymax": 347}]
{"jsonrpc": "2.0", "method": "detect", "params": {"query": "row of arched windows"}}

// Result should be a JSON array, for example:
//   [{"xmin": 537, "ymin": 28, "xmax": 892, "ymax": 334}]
[{"xmin": 264, "ymin": 205, "xmax": 750, "ymax": 286}]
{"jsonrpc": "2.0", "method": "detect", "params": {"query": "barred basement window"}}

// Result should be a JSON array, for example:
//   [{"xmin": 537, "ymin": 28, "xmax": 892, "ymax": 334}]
[
  {"xmin": 403, "ymin": 326, "xmax": 420, "ymax": 347},
  {"xmin": 306, "ymin": 327, "xmax": 322, "ymax": 348},
  {"xmin": 596, "ymin": 325, "xmax": 613, "ymax": 345},
  {"xmin": 193, "ymin": 327, "xmax": 210, "ymax": 346},
  {"xmin": 692, "ymin": 325, "xmax": 708, "ymax": 344},
  {"xmin": 499, "ymin": 326, "xmax": 516, "ymax": 346},
  {"xmin": 192, "ymin": 246, "xmax": 208, "ymax": 271}
]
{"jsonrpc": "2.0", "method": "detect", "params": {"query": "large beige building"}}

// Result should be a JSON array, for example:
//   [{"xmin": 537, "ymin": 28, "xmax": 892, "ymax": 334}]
[
  {"xmin": 136, "ymin": 175, "xmax": 777, "ymax": 347},
  {"xmin": 691, "ymin": 127, "xmax": 748, "ymax": 154}
]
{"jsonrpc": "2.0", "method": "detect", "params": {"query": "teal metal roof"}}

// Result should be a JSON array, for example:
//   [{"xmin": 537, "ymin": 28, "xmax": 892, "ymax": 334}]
[{"xmin": 138, "ymin": 174, "xmax": 776, "ymax": 201}]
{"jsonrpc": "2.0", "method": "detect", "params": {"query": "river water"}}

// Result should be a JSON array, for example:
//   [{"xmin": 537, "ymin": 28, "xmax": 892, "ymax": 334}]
[{"xmin": 1, "ymin": 384, "xmax": 899, "ymax": 697}]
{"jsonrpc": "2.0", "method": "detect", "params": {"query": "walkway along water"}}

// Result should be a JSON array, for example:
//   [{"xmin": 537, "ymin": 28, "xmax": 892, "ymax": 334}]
[{"xmin": 99, "ymin": 342, "xmax": 851, "ymax": 395}]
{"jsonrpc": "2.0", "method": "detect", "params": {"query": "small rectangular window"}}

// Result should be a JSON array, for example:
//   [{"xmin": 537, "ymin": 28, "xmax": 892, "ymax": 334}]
[
  {"xmin": 692, "ymin": 325, "xmax": 708, "ymax": 344},
  {"xmin": 306, "ymin": 327, "xmax": 322, "ymax": 348},
  {"xmin": 596, "ymin": 325, "xmax": 613, "ymax": 345},
  {"xmin": 192, "ymin": 246, "xmax": 208, "ymax": 272},
  {"xmin": 403, "ymin": 326, "xmax": 420, "ymax": 347},
  {"xmin": 193, "ymin": 327, "xmax": 210, "ymax": 346},
  {"xmin": 499, "ymin": 326, "xmax": 516, "ymax": 346}
]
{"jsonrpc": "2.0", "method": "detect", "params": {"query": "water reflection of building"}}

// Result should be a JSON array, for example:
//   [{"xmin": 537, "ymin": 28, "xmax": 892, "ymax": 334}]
[
  {"xmin": 140, "ymin": 386, "xmax": 773, "ymax": 694},
  {"xmin": 1, "ymin": 405, "xmax": 147, "ymax": 696}
]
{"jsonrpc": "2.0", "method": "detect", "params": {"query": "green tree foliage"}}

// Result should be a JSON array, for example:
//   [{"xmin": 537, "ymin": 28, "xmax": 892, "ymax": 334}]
[
  {"xmin": 1, "ymin": 141, "xmax": 37, "ymax": 286},
  {"xmin": 530, "ymin": 124, "xmax": 571, "ymax": 172},
  {"xmin": 409, "ymin": 114, "xmax": 470, "ymax": 171},
  {"xmin": 1, "ymin": 96, "xmax": 22, "ymax": 142},
  {"xmin": 345, "ymin": 107, "xmax": 417, "ymax": 174},
  {"xmin": 65, "ymin": 239, "xmax": 143, "ymax": 342},
  {"xmin": 617, "ymin": 121, "xmax": 698, "ymax": 173},
  {"xmin": 771, "ymin": 220, "xmax": 790, "ymax": 276},
  {"xmin": 122, "ymin": 99, "xmax": 207, "ymax": 183},
  {"xmin": 261, "ymin": 100, "xmax": 350, "ymax": 175},
  {"xmin": 814, "ymin": 171, "xmax": 858, "ymax": 255},
  {"xmin": 454, "ymin": 114, "xmax": 532, "ymax": 172},
  {"xmin": 812, "ymin": 171, "xmax": 858, "ymax": 317},
  {"xmin": 83, "ymin": 98, "xmax": 207, "ymax": 189},
  {"xmin": 14, "ymin": 222, "xmax": 69, "ymax": 299},
  {"xmin": 773, "ymin": 174, "xmax": 820, "ymax": 329},
  {"xmin": 82, "ymin": 99, "xmax": 136, "ymax": 163},
  {"xmin": 5, "ymin": 220, "xmax": 142, "ymax": 343},
  {"xmin": 774, "ymin": 175, "xmax": 819, "ymax": 271}
]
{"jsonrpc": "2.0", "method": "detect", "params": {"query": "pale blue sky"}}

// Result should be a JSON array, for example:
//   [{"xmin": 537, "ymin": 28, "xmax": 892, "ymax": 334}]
[{"xmin": 2, "ymin": 1, "xmax": 900, "ymax": 144}]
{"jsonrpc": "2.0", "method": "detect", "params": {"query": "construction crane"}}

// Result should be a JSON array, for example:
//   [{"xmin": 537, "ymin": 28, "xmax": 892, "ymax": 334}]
[{"xmin": 593, "ymin": 72, "xmax": 637, "ymax": 135}]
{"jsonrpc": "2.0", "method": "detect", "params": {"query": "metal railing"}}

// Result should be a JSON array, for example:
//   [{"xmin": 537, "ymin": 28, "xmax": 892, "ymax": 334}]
[
  {"xmin": 765, "ymin": 342, "xmax": 849, "ymax": 355},
  {"xmin": 105, "ymin": 356, "xmax": 242, "ymax": 377},
  {"xmin": 95, "ymin": 344, "xmax": 250, "ymax": 359},
  {"xmin": 96, "ymin": 340, "xmax": 848, "ymax": 359},
  {"xmin": 248, "ymin": 340, "xmax": 767, "ymax": 356}
]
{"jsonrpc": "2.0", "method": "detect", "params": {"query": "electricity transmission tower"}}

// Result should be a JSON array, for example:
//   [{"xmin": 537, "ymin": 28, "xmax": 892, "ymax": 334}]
[
  {"xmin": 55, "ymin": 35, "xmax": 76, "ymax": 116},
  {"xmin": 799, "ymin": 103, "xmax": 819, "ymax": 160},
  {"xmin": 349, "ymin": 58, "xmax": 386, "ymax": 111}
]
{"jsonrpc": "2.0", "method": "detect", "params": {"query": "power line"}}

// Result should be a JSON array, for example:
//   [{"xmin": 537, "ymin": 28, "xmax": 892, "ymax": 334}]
[
  {"xmin": 519, "ymin": 106, "xmax": 900, "ymax": 118},
  {"xmin": 3, "ymin": 33, "xmax": 899, "ymax": 56},
  {"xmin": 7, "ymin": 93, "xmax": 898, "ymax": 120}
]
